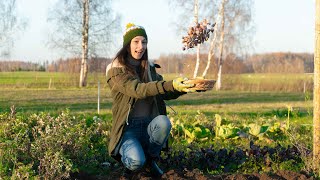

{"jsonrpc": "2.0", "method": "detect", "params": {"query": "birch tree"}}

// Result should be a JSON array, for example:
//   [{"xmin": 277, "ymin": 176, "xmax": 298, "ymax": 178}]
[
  {"xmin": 314, "ymin": 0, "xmax": 320, "ymax": 168},
  {"xmin": 48, "ymin": 0, "xmax": 120, "ymax": 87},
  {"xmin": 0, "ymin": 0, "xmax": 26, "ymax": 58},
  {"xmin": 168, "ymin": 0, "xmax": 253, "ymax": 84},
  {"xmin": 168, "ymin": 0, "xmax": 206, "ymax": 77},
  {"xmin": 214, "ymin": 0, "xmax": 226, "ymax": 90},
  {"xmin": 193, "ymin": 0, "xmax": 201, "ymax": 78},
  {"xmin": 203, "ymin": 0, "xmax": 253, "ymax": 90},
  {"xmin": 80, "ymin": 0, "xmax": 89, "ymax": 87}
]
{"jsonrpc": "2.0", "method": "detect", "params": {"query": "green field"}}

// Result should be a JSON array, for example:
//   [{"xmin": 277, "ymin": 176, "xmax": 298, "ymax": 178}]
[
  {"xmin": 0, "ymin": 71, "xmax": 107, "ymax": 88},
  {"xmin": 0, "ymin": 71, "xmax": 317, "ymax": 178},
  {"xmin": 0, "ymin": 72, "xmax": 313, "ymax": 133},
  {"xmin": 0, "ymin": 71, "xmax": 313, "ymax": 118},
  {"xmin": 0, "ymin": 71, "xmax": 313, "ymax": 91}
]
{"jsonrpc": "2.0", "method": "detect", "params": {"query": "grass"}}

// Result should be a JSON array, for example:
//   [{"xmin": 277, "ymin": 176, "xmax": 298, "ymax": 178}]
[
  {"xmin": 0, "ymin": 88, "xmax": 312, "ymax": 124},
  {"xmin": 1, "ymin": 72, "xmax": 313, "ymax": 90},
  {"xmin": 167, "ymin": 91, "xmax": 312, "ymax": 118},
  {"xmin": 0, "ymin": 71, "xmax": 107, "ymax": 88},
  {"xmin": 0, "ymin": 71, "xmax": 313, "ymax": 120},
  {"xmin": 0, "ymin": 88, "xmax": 112, "ymax": 114}
]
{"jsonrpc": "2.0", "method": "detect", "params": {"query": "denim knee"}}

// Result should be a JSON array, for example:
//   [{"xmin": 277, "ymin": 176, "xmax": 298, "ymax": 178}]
[
  {"xmin": 123, "ymin": 156, "xmax": 146, "ymax": 171},
  {"xmin": 158, "ymin": 115, "xmax": 172, "ymax": 131},
  {"xmin": 148, "ymin": 115, "xmax": 172, "ymax": 145},
  {"xmin": 119, "ymin": 138, "xmax": 146, "ymax": 171}
]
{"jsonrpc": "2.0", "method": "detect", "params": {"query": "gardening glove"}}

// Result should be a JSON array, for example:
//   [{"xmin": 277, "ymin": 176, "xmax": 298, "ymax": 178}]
[{"xmin": 172, "ymin": 77, "xmax": 195, "ymax": 93}]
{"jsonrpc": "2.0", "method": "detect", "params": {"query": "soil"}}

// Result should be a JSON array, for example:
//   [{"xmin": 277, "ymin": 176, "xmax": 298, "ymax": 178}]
[{"xmin": 73, "ymin": 167, "xmax": 316, "ymax": 180}]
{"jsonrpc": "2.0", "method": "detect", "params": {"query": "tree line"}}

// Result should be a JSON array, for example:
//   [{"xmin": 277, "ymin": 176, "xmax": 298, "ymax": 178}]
[
  {"xmin": 0, "ymin": 52, "xmax": 313, "ymax": 75},
  {"xmin": 0, "ymin": 61, "xmax": 46, "ymax": 72},
  {"xmin": 156, "ymin": 52, "xmax": 313, "ymax": 75}
]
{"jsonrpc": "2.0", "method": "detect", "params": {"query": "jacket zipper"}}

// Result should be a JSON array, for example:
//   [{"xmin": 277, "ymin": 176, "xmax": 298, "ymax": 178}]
[
  {"xmin": 148, "ymin": 64, "xmax": 161, "ymax": 116},
  {"xmin": 126, "ymin": 103, "xmax": 131, "ymax": 125}
]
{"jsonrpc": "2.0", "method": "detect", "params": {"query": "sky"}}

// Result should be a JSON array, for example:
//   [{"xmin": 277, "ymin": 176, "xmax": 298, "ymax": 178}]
[{"xmin": 4, "ymin": 0, "xmax": 316, "ymax": 62}]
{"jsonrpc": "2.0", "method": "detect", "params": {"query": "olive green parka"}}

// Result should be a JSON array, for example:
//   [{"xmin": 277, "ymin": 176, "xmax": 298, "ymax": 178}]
[{"xmin": 106, "ymin": 59, "xmax": 184, "ymax": 159}]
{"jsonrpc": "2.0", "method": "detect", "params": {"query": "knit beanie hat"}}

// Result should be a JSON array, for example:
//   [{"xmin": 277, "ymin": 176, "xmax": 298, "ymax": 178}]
[{"xmin": 123, "ymin": 23, "xmax": 148, "ymax": 46}]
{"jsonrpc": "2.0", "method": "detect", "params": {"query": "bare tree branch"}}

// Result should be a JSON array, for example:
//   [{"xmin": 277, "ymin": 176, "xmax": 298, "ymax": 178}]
[
  {"xmin": 0, "ymin": 0, "xmax": 27, "ymax": 58},
  {"xmin": 47, "ymin": 0, "xmax": 120, "ymax": 58}
]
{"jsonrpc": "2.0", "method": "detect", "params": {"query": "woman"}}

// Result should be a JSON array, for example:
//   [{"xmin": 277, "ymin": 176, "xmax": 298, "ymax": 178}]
[{"xmin": 106, "ymin": 23, "xmax": 194, "ymax": 177}]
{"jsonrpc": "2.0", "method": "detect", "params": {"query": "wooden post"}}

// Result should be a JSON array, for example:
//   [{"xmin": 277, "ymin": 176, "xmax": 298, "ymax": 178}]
[
  {"xmin": 314, "ymin": 0, "xmax": 320, "ymax": 167},
  {"xmin": 49, "ymin": 78, "xmax": 52, "ymax": 89},
  {"xmin": 97, "ymin": 81, "xmax": 100, "ymax": 114}
]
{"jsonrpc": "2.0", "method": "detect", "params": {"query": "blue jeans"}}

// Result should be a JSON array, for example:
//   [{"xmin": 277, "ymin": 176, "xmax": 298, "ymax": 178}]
[{"xmin": 119, "ymin": 115, "xmax": 172, "ymax": 171}]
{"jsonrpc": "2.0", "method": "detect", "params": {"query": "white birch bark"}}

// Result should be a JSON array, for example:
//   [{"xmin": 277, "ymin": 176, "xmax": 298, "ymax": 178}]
[
  {"xmin": 215, "ymin": 0, "xmax": 226, "ymax": 91},
  {"xmin": 79, "ymin": 0, "xmax": 89, "ymax": 87},
  {"xmin": 193, "ymin": 0, "xmax": 200, "ymax": 78},
  {"xmin": 193, "ymin": 44, "xmax": 201, "ymax": 78}
]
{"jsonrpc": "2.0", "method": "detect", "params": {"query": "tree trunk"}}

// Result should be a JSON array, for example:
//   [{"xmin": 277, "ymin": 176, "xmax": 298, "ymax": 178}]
[
  {"xmin": 79, "ymin": 0, "xmax": 89, "ymax": 87},
  {"xmin": 202, "ymin": 28, "xmax": 217, "ymax": 78},
  {"xmin": 216, "ymin": 64, "xmax": 222, "ymax": 88},
  {"xmin": 216, "ymin": 0, "xmax": 226, "ymax": 91},
  {"xmin": 194, "ymin": 0, "xmax": 198, "ymax": 23},
  {"xmin": 193, "ymin": 44, "xmax": 201, "ymax": 78},
  {"xmin": 313, "ymin": 0, "xmax": 320, "ymax": 167},
  {"xmin": 193, "ymin": 0, "xmax": 200, "ymax": 78},
  {"xmin": 202, "ymin": 42, "xmax": 214, "ymax": 78}
]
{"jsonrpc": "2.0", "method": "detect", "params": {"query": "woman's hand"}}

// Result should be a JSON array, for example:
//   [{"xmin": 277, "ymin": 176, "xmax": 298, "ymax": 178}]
[{"xmin": 172, "ymin": 77, "xmax": 195, "ymax": 93}]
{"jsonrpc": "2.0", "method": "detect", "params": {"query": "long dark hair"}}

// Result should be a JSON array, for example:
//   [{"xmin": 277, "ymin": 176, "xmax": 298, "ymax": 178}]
[{"xmin": 113, "ymin": 43, "xmax": 149, "ymax": 82}]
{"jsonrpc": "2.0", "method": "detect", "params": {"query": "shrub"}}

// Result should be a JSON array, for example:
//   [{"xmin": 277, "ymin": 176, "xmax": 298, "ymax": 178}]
[{"xmin": 0, "ymin": 110, "xmax": 112, "ymax": 179}]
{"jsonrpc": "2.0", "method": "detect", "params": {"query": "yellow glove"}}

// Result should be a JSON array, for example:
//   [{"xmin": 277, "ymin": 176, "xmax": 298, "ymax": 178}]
[{"xmin": 172, "ymin": 77, "xmax": 195, "ymax": 93}]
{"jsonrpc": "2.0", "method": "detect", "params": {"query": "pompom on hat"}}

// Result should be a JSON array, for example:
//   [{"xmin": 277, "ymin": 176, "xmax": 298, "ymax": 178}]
[{"xmin": 123, "ymin": 23, "xmax": 148, "ymax": 46}]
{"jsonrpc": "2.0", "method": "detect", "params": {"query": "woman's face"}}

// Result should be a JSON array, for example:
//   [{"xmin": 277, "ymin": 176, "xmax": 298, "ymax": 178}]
[{"xmin": 128, "ymin": 36, "xmax": 147, "ymax": 60}]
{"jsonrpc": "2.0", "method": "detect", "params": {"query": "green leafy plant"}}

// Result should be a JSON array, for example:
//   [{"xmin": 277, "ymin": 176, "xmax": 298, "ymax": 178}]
[{"xmin": 214, "ymin": 114, "xmax": 240, "ymax": 139}]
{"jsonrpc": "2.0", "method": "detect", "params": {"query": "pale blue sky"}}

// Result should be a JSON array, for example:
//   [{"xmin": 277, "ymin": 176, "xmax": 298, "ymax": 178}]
[{"xmin": 7, "ymin": 0, "xmax": 316, "ymax": 62}]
